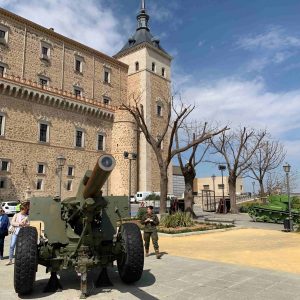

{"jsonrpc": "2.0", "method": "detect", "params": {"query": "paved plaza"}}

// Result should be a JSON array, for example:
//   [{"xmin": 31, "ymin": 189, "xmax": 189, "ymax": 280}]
[{"xmin": 1, "ymin": 226, "xmax": 300, "ymax": 299}]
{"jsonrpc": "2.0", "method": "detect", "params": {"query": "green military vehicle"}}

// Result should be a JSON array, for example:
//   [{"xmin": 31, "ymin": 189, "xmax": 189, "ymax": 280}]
[
  {"xmin": 248, "ymin": 195, "xmax": 300, "ymax": 224},
  {"xmin": 14, "ymin": 154, "xmax": 144, "ymax": 299}
]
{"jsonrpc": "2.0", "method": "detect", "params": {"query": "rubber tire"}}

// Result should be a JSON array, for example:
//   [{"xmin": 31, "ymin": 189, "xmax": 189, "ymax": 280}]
[
  {"xmin": 14, "ymin": 226, "xmax": 38, "ymax": 295},
  {"xmin": 117, "ymin": 223, "xmax": 144, "ymax": 283}
]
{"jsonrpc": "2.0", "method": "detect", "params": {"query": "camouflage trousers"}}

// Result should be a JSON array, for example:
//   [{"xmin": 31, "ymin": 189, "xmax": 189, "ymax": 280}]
[{"xmin": 143, "ymin": 231, "xmax": 159, "ymax": 251}]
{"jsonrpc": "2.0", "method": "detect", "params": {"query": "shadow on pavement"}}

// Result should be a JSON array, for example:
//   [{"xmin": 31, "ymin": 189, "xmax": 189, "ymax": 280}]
[{"xmin": 19, "ymin": 266, "xmax": 157, "ymax": 299}]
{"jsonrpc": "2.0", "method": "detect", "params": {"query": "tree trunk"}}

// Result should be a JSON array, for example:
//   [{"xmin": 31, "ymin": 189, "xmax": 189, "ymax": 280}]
[
  {"xmin": 183, "ymin": 164, "xmax": 196, "ymax": 218},
  {"xmin": 259, "ymin": 180, "xmax": 266, "ymax": 203},
  {"xmin": 228, "ymin": 176, "xmax": 238, "ymax": 213},
  {"xmin": 159, "ymin": 169, "xmax": 168, "ymax": 215}
]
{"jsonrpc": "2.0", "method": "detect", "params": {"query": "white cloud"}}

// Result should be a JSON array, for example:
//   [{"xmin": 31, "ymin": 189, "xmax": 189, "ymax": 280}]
[
  {"xmin": 237, "ymin": 26, "xmax": 300, "ymax": 51},
  {"xmin": 237, "ymin": 26, "xmax": 300, "ymax": 72},
  {"xmin": 0, "ymin": 0, "xmax": 132, "ymax": 55},
  {"xmin": 198, "ymin": 40, "xmax": 205, "ymax": 47},
  {"xmin": 182, "ymin": 77, "xmax": 300, "ymax": 137},
  {"xmin": 180, "ymin": 76, "xmax": 300, "ymax": 180}
]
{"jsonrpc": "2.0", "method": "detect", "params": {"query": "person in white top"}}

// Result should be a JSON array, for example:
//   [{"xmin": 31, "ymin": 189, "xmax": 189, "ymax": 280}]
[{"xmin": 6, "ymin": 204, "xmax": 29, "ymax": 265}]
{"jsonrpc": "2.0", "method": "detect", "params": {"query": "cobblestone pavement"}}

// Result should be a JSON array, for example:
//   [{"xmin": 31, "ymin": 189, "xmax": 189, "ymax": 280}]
[
  {"xmin": 1, "ymin": 228, "xmax": 300, "ymax": 299},
  {"xmin": 1, "ymin": 251, "xmax": 300, "ymax": 300}
]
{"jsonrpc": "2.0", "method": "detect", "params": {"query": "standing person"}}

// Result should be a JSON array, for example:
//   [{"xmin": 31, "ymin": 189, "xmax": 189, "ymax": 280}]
[
  {"xmin": 6, "ymin": 204, "xmax": 29, "ymax": 265},
  {"xmin": 0, "ymin": 208, "xmax": 10, "ymax": 260},
  {"xmin": 141, "ymin": 206, "xmax": 161, "ymax": 259}
]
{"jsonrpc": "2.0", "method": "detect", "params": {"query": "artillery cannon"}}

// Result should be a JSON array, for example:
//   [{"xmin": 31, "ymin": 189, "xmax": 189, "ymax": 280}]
[{"xmin": 14, "ymin": 154, "xmax": 144, "ymax": 299}]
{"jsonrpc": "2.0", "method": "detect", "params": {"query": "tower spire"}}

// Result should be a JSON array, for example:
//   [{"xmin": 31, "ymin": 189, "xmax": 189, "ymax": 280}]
[{"xmin": 137, "ymin": 0, "xmax": 149, "ymax": 31}]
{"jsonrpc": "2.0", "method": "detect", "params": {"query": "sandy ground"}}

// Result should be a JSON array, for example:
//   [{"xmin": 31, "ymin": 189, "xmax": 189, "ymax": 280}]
[{"xmin": 158, "ymin": 228, "xmax": 300, "ymax": 274}]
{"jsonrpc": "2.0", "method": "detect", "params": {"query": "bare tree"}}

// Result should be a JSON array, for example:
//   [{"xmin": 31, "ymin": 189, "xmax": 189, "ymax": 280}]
[
  {"xmin": 122, "ymin": 93, "xmax": 227, "ymax": 214},
  {"xmin": 211, "ymin": 127, "xmax": 266, "ymax": 213},
  {"xmin": 176, "ymin": 122, "xmax": 224, "ymax": 216},
  {"xmin": 248, "ymin": 137, "xmax": 286, "ymax": 199},
  {"xmin": 266, "ymin": 172, "xmax": 283, "ymax": 195},
  {"xmin": 266, "ymin": 170, "xmax": 299, "ymax": 195}
]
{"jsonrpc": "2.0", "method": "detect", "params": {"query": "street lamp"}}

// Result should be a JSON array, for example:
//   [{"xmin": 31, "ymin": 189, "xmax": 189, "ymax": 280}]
[
  {"xmin": 124, "ymin": 152, "xmax": 137, "ymax": 216},
  {"xmin": 252, "ymin": 181, "xmax": 255, "ymax": 198},
  {"xmin": 56, "ymin": 154, "xmax": 66, "ymax": 199},
  {"xmin": 211, "ymin": 174, "xmax": 216, "ymax": 210},
  {"xmin": 218, "ymin": 165, "xmax": 226, "ymax": 213},
  {"xmin": 283, "ymin": 163, "xmax": 293, "ymax": 231}
]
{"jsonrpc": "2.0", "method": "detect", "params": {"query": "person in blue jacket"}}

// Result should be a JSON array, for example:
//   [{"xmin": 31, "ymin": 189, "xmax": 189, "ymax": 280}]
[{"xmin": 0, "ymin": 207, "xmax": 10, "ymax": 260}]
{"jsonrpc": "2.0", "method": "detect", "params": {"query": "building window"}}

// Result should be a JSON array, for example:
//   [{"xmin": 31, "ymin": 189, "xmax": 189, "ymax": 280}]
[
  {"xmin": 75, "ymin": 129, "xmax": 84, "ymax": 148},
  {"xmin": 39, "ymin": 122, "xmax": 49, "ymax": 143},
  {"xmin": 0, "ymin": 27, "xmax": 8, "ymax": 45},
  {"xmin": 0, "ymin": 114, "xmax": 5, "ymax": 136},
  {"xmin": 103, "ymin": 97, "xmax": 110, "ymax": 105},
  {"xmin": 39, "ymin": 77, "xmax": 48, "ymax": 86},
  {"xmin": 75, "ymin": 59, "xmax": 82, "ymax": 72},
  {"xmin": 104, "ymin": 69, "xmax": 110, "ymax": 84},
  {"xmin": 74, "ymin": 87, "xmax": 82, "ymax": 98},
  {"xmin": 37, "ymin": 163, "xmax": 45, "ymax": 174},
  {"xmin": 152, "ymin": 62, "xmax": 156, "ymax": 72},
  {"xmin": 40, "ymin": 45, "xmax": 50, "ymax": 61},
  {"xmin": 162, "ymin": 67, "xmax": 165, "ymax": 77},
  {"xmin": 157, "ymin": 105, "xmax": 162, "ymax": 117},
  {"xmin": 135, "ymin": 61, "xmax": 139, "ymax": 71},
  {"xmin": 203, "ymin": 185, "xmax": 210, "ymax": 190},
  {"xmin": 66, "ymin": 179, "xmax": 72, "ymax": 191},
  {"xmin": 0, "ymin": 66, "xmax": 4, "ymax": 77},
  {"xmin": 0, "ymin": 160, "xmax": 10, "ymax": 172},
  {"xmin": 218, "ymin": 184, "xmax": 224, "ymax": 189},
  {"xmin": 36, "ymin": 179, "xmax": 43, "ymax": 190},
  {"xmin": 97, "ymin": 133, "xmax": 105, "ymax": 151},
  {"xmin": 0, "ymin": 177, "xmax": 6, "ymax": 189},
  {"xmin": 67, "ymin": 166, "xmax": 74, "ymax": 177}
]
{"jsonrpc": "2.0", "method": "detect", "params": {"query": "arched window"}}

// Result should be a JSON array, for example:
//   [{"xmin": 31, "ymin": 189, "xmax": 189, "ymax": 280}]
[{"xmin": 135, "ymin": 61, "xmax": 139, "ymax": 71}]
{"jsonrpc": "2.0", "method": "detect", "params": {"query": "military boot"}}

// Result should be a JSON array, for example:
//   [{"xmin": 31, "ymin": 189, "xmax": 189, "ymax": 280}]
[
  {"xmin": 155, "ymin": 250, "xmax": 162, "ymax": 259},
  {"xmin": 145, "ymin": 249, "xmax": 149, "ymax": 257}
]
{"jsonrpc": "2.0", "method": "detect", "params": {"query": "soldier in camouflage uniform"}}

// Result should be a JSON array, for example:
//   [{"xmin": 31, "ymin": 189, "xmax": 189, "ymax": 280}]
[{"xmin": 141, "ymin": 206, "xmax": 161, "ymax": 259}]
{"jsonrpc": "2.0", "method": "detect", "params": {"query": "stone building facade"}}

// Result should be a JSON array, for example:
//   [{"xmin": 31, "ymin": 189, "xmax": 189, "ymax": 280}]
[{"xmin": 0, "ymin": 2, "xmax": 173, "ymax": 202}]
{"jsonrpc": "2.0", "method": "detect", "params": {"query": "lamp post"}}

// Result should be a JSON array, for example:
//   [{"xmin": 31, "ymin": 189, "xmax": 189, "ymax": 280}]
[
  {"xmin": 56, "ymin": 154, "xmax": 66, "ymax": 199},
  {"xmin": 124, "ymin": 152, "xmax": 137, "ymax": 216},
  {"xmin": 283, "ymin": 163, "xmax": 293, "ymax": 231},
  {"xmin": 211, "ymin": 174, "xmax": 216, "ymax": 210},
  {"xmin": 252, "ymin": 181, "xmax": 255, "ymax": 198},
  {"xmin": 218, "ymin": 165, "xmax": 226, "ymax": 213}
]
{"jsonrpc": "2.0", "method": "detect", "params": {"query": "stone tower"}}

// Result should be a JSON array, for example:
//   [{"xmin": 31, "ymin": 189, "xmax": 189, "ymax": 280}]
[{"xmin": 112, "ymin": 0, "xmax": 173, "ymax": 195}]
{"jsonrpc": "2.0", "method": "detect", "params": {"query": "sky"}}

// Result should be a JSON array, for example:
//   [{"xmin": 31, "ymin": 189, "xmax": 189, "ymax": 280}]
[{"xmin": 1, "ymin": 0, "xmax": 299, "ymax": 192}]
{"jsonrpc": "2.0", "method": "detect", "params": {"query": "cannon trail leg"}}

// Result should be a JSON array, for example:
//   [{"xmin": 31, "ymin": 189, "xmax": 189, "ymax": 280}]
[
  {"xmin": 80, "ymin": 271, "xmax": 88, "ymax": 299},
  {"xmin": 43, "ymin": 272, "xmax": 63, "ymax": 293},
  {"xmin": 95, "ymin": 267, "xmax": 113, "ymax": 287}
]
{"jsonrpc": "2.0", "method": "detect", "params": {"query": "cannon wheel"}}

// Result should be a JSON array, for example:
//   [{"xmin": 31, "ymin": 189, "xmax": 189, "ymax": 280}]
[
  {"xmin": 14, "ymin": 226, "xmax": 38, "ymax": 295},
  {"xmin": 117, "ymin": 223, "xmax": 144, "ymax": 283}
]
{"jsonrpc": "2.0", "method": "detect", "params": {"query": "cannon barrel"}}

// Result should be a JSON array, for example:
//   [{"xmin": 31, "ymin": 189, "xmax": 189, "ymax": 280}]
[{"xmin": 83, "ymin": 154, "xmax": 116, "ymax": 199}]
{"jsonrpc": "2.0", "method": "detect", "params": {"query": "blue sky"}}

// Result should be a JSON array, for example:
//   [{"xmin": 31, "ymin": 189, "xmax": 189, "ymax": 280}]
[{"xmin": 1, "ymin": 0, "xmax": 299, "ymax": 191}]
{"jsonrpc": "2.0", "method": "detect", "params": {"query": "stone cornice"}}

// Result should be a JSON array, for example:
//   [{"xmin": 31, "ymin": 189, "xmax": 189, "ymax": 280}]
[
  {"xmin": 114, "ymin": 42, "xmax": 173, "ymax": 61},
  {"xmin": 0, "ymin": 74, "xmax": 115, "ymax": 121},
  {"xmin": 0, "ymin": 8, "xmax": 128, "ymax": 71}
]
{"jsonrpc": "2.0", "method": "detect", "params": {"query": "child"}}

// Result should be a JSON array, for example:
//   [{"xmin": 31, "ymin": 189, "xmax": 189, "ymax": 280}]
[{"xmin": 141, "ymin": 206, "xmax": 161, "ymax": 259}]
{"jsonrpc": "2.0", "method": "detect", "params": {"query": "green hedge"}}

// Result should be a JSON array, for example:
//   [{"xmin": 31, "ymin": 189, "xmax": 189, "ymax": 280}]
[
  {"xmin": 239, "ymin": 201, "xmax": 261, "ymax": 213},
  {"xmin": 160, "ymin": 212, "xmax": 194, "ymax": 228}
]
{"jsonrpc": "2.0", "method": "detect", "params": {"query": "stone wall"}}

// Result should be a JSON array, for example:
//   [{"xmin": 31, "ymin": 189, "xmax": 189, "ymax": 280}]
[
  {"xmin": 0, "ymin": 9, "xmax": 128, "ymax": 106},
  {"xmin": 0, "ymin": 94, "xmax": 113, "ymax": 201}
]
